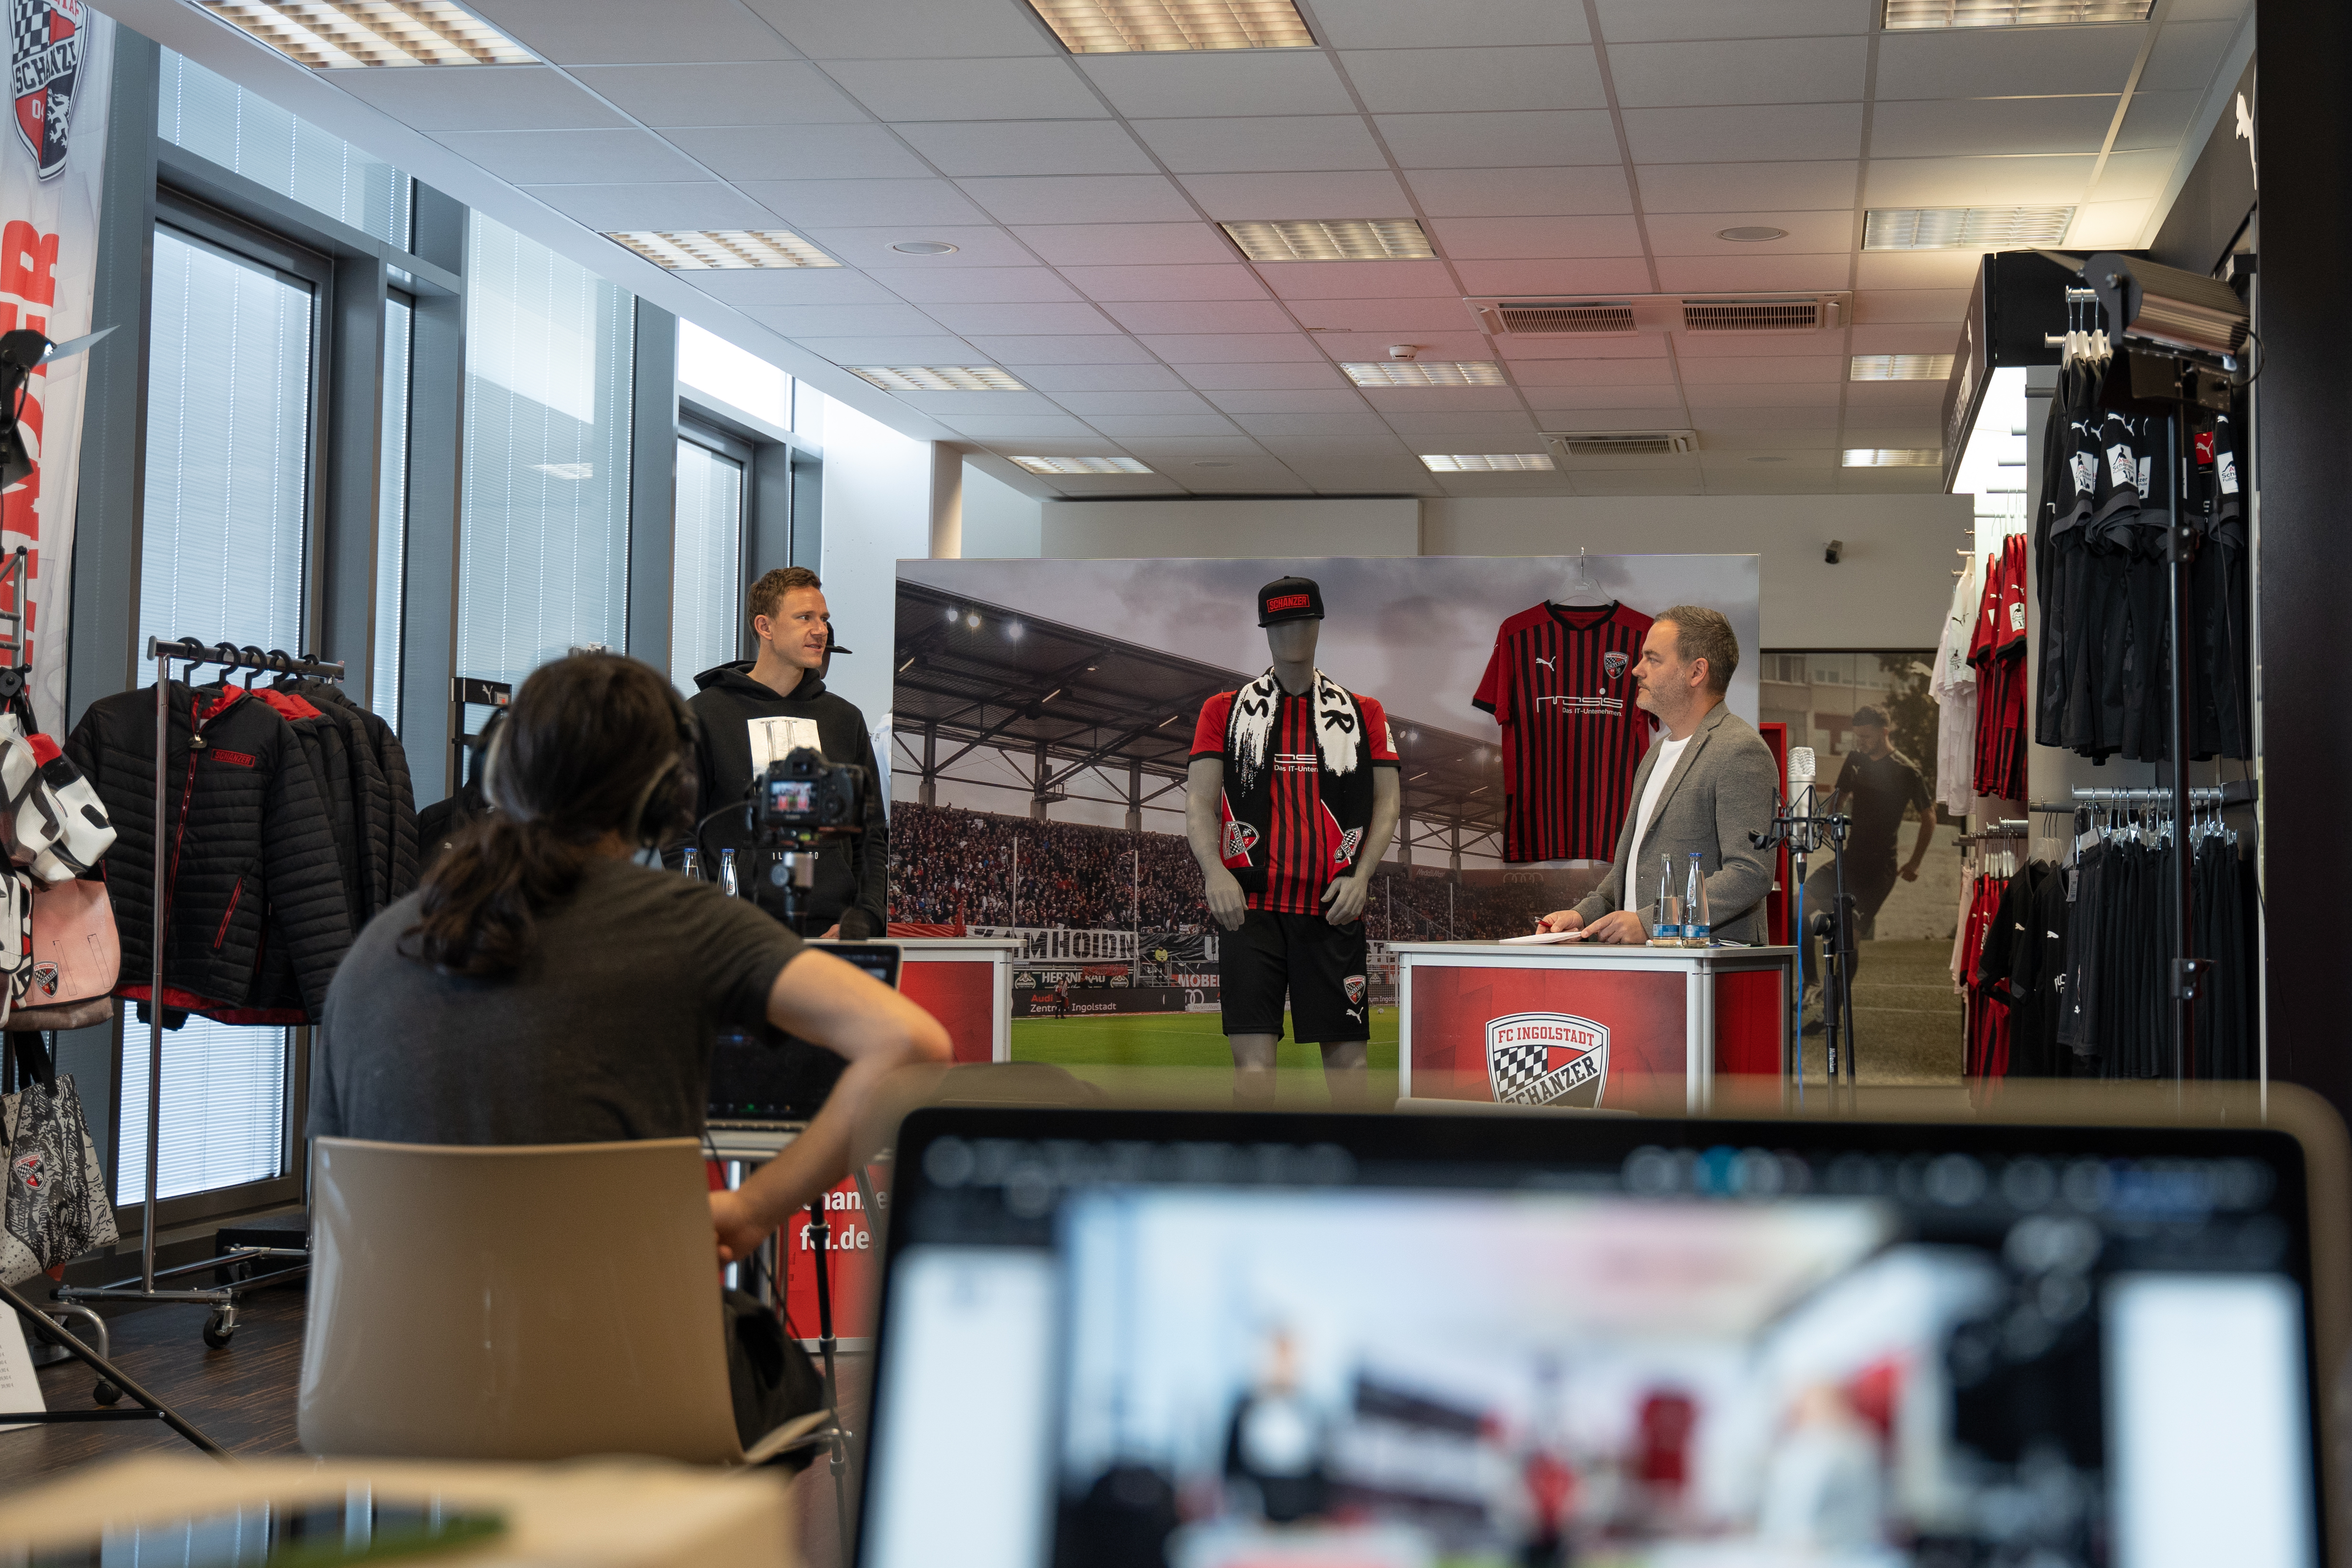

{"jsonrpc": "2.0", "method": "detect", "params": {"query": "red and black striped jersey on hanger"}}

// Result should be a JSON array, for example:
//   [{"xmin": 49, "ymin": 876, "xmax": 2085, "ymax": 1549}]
[{"xmin": 1473, "ymin": 601, "xmax": 1656, "ymax": 862}]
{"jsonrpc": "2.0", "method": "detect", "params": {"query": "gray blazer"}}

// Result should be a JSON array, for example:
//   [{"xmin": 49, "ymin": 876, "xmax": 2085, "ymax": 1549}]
[{"xmin": 1573, "ymin": 701, "xmax": 1780, "ymax": 944}]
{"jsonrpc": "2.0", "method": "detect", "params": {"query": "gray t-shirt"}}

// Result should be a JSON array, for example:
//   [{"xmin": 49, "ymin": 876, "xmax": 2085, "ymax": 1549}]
[{"xmin": 311, "ymin": 856, "xmax": 806, "ymax": 1146}]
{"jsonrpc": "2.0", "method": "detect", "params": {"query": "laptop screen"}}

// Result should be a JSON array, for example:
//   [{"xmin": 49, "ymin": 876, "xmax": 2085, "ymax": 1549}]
[{"xmin": 859, "ymin": 1108, "xmax": 2326, "ymax": 1568}]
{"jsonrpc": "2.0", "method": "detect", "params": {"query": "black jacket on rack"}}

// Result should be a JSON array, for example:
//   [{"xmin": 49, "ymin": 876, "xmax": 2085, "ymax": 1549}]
[
  {"xmin": 66, "ymin": 683, "xmax": 356, "ymax": 1021},
  {"xmin": 275, "ymin": 677, "xmax": 421, "ymax": 917}
]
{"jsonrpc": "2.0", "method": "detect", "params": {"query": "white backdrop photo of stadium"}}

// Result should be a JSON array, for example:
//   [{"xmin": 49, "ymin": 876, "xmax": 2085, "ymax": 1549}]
[{"xmin": 889, "ymin": 554, "xmax": 1759, "ymax": 1084}]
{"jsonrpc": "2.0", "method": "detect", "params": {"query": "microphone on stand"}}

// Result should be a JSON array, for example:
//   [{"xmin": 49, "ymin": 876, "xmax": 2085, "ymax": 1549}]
[{"xmin": 1787, "ymin": 745, "xmax": 1816, "ymax": 824}]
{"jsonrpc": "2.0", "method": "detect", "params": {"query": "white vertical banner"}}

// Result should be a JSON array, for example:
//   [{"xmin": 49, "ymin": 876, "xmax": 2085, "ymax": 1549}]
[{"xmin": 0, "ymin": 0, "xmax": 111, "ymax": 735}]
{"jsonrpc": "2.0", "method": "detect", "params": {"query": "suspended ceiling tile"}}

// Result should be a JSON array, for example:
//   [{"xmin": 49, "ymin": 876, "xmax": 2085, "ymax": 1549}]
[
  {"xmin": 922, "ymin": 302, "xmax": 1121, "ymax": 334},
  {"xmin": 959, "ymin": 333, "xmax": 1159, "ymax": 362},
  {"xmin": 1175, "ymin": 362, "xmax": 1353, "ymax": 389},
  {"xmin": 1132, "ymin": 116, "xmax": 1389, "ymax": 174},
  {"xmin": 436, "ymin": 129, "xmax": 707, "ymax": 185},
  {"xmin": 825, "ymin": 58, "xmax": 1106, "ymax": 121},
  {"xmin": 1058, "ymin": 264, "xmax": 1273, "ymax": 301},
  {"xmin": 1853, "ymin": 250, "xmax": 1986, "ymax": 290},
  {"xmin": 734, "ymin": 303, "xmax": 948, "ymax": 336},
  {"xmin": 1427, "ymin": 215, "xmax": 1646, "ymax": 259},
  {"xmin": 2139, "ymin": 19, "xmax": 2242, "ymax": 92},
  {"xmin": 1288, "ymin": 298, "xmax": 1482, "ymax": 333},
  {"xmin": 1679, "ymin": 355, "xmax": 1843, "ymax": 385},
  {"xmin": 333, "ymin": 66, "xmax": 631, "ymax": 132},
  {"xmin": 1860, "ymin": 153, "xmax": 2095, "ymax": 206},
  {"xmin": 1256, "ymin": 260, "xmax": 1461, "ymax": 300},
  {"xmin": 1592, "ymin": 0, "xmax": 1873, "ymax": 43},
  {"xmin": 1606, "ymin": 37, "xmax": 1870, "ymax": 107},
  {"xmin": 1572, "ymin": 472, "xmax": 1706, "ymax": 495},
  {"xmin": 1850, "ymin": 288, "xmax": 1972, "ymax": 325},
  {"xmin": 896, "ymin": 121, "xmax": 1160, "ymax": 177},
  {"xmin": 937, "ymin": 416, "xmax": 1104, "ymax": 440},
  {"xmin": 569, "ymin": 63, "xmax": 870, "ymax": 127},
  {"xmin": 1692, "ymin": 405, "xmax": 1842, "ymax": 428},
  {"xmin": 1201, "ymin": 388, "xmax": 1371, "ymax": 414},
  {"xmin": 471, "ymin": 0, "xmax": 796, "ymax": 63},
  {"xmin": 1874, "ymin": 26, "xmax": 2144, "ymax": 100},
  {"xmin": 884, "ymin": 389, "xmax": 1065, "ymax": 414},
  {"xmin": 1701, "ymin": 427, "xmax": 1843, "ymax": 449},
  {"xmin": 1839, "ymin": 382, "xmax": 1947, "ymax": 412},
  {"xmin": 1304, "ymin": 329, "xmax": 1489, "ymax": 359},
  {"xmin": 1515, "ymin": 386, "xmax": 1674, "ymax": 409},
  {"xmin": 1086, "ymin": 415, "xmax": 1249, "ymax": 438},
  {"xmin": 1380, "ymin": 410, "xmax": 1539, "ymax": 435},
  {"xmin": 1373, "ymin": 110, "xmax": 1623, "ymax": 169},
  {"xmin": 740, "ymin": 0, "xmax": 1060, "ymax": 59},
  {"xmin": 2068, "ymin": 199, "xmax": 2156, "ymax": 248},
  {"xmin": 1229, "ymin": 411, "xmax": 1396, "ymax": 437},
  {"xmin": 788, "ymin": 334, "xmax": 985, "ymax": 360},
  {"xmin": 1096, "ymin": 299, "xmax": 1299, "ymax": 333},
  {"xmin": 2091, "ymin": 149, "xmax": 2180, "ymax": 202},
  {"xmin": 741, "ymin": 179, "xmax": 994, "ymax": 227},
  {"xmin": 1403, "ymin": 165, "xmax": 1633, "ymax": 219},
  {"xmin": 1176, "ymin": 170, "xmax": 1416, "ymax": 220},
  {"xmin": 660, "ymin": 125, "xmax": 934, "ymax": 183},
  {"xmin": 2116, "ymin": 91, "xmax": 2201, "ymax": 151},
  {"xmin": 1643, "ymin": 209, "xmax": 1855, "ymax": 255},
  {"xmin": 1448, "ymin": 258, "xmax": 1654, "ymax": 295},
  {"xmin": 1010, "ymin": 222, "xmax": 1235, "ymax": 265},
  {"xmin": 1684, "ymin": 383, "xmax": 1842, "ymax": 407},
  {"xmin": 1049, "ymin": 390, "xmax": 1218, "ymax": 415},
  {"xmin": 1310, "ymin": 0, "xmax": 1589, "ymax": 48},
  {"xmin": 1652, "ymin": 252, "xmax": 1852, "ymax": 291},
  {"xmin": 1869, "ymin": 96, "xmax": 2118, "ymax": 161},
  {"xmin": 686, "ymin": 270, "xmax": 905, "ymax": 305},
  {"xmin": 1508, "ymin": 357, "xmax": 1676, "ymax": 387},
  {"xmin": 1076, "ymin": 53, "xmax": 1358, "ymax": 118},
  {"xmin": 801, "ymin": 225, "xmax": 1038, "ymax": 266},
  {"xmin": 1623, "ymin": 103, "xmax": 1866, "ymax": 164},
  {"xmin": 524, "ymin": 181, "xmax": 779, "ymax": 229},
  {"xmin": 1847, "ymin": 323, "xmax": 1968, "ymax": 356},
  {"xmin": 1838, "ymin": 426, "xmax": 1944, "ymax": 449},
  {"xmin": 1001, "ymin": 363, "xmax": 1192, "ymax": 390},
  {"xmin": 1493, "ymin": 336, "xmax": 1671, "ymax": 359},
  {"xmin": 959, "ymin": 174, "xmax": 1200, "ymax": 225},
  {"xmin": 1671, "ymin": 331, "xmax": 1843, "ymax": 357},
  {"xmin": 1635, "ymin": 159, "xmax": 1859, "ymax": 213},
  {"xmin": 869, "ymin": 267, "xmax": 1085, "ymax": 304},
  {"xmin": 1337, "ymin": 46, "xmax": 1607, "ymax": 114},
  {"xmin": 1526, "ymin": 405, "xmax": 1691, "ymax": 427},
  {"xmin": 1139, "ymin": 333, "xmax": 1326, "ymax": 362}
]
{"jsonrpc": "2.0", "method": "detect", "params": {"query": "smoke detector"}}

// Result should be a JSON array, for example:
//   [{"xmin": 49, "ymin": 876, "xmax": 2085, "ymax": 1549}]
[{"xmin": 1387, "ymin": 343, "xmax": 1419, "ymax": 361}]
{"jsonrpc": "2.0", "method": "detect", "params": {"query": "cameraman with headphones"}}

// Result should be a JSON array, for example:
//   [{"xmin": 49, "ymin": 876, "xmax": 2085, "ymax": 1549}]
[{"xmin": 312, "ymin": 653, "xmax": 951, "ymax": 1442}]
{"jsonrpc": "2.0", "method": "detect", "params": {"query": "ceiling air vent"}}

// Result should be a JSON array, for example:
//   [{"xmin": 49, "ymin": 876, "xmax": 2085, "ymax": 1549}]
[
  {"xmin": 1542, "ymin": 430, "xmax": 1699, "ymax": 459},
  {"xmin": 1680, "ymin": 296, "xmax": 1842, "ymax": 333},
  {"xmin": 1488, "ymin": 301, "xmax": 1639, "ymax": 335}
]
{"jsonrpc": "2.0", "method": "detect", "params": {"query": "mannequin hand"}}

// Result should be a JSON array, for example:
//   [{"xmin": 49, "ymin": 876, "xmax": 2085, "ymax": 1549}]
[
  {"xmin": 1583, "ymin": 910, "xmax": 1650, "ymax": 945},
  {"xmin": 709, "ymin": 1187, "xmax": 773, "ymax": 1266},
  {"xmin": 1536, "ymin": 909, "xmax": 1585, "ymax": 934},
  {"xmin": 1204, "ymin": 866, "xmax": 1249, "ymax": 931},
  {"xmin": 1321, "ymin": 873, "xmax": 1371, "ymax": 926}
]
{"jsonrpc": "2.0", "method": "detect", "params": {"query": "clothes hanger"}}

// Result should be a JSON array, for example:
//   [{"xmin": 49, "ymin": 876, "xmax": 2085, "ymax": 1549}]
[{"xmin": 1554, "ymin": 548, "xmax": 1613, "ymax": 609}]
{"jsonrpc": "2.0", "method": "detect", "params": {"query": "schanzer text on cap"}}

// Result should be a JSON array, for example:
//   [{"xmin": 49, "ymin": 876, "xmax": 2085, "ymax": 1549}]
[{"xmin": 1257, "ymin": 575, "xmax": 1325, "ymax": 626}]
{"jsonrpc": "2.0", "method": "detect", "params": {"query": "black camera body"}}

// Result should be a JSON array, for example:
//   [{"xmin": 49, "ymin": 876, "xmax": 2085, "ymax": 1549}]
[{"xmin": 759, "ymin": 746, "xmax": 868, "ymax": 842}]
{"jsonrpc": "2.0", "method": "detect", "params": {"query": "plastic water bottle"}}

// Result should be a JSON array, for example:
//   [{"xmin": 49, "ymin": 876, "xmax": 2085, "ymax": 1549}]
[
  {"xmin": 1654, "ymin": 854, "xmax": 1683, "ymax": 941},
  {"xmin": 680, "ymin": 847, "xmax": 704, "ymax": 881},
  {"xmin": 1684, "ymin": 852, "xmax": 1710, "ymax": 945},
  {"xmin": 720, "ymin": 848, "xmax": 741, "ymax": 898}
]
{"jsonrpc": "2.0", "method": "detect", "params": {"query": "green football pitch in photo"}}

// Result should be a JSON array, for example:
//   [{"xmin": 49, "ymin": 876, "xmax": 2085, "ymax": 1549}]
[{"xmin": 1010, "ymin": 1006, "xmax": 1401, "ymax": 1102}]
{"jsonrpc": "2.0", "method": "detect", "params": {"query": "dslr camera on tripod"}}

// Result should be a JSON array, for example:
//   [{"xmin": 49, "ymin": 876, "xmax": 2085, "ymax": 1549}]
[{"xmin": 758, "ymin": 745, "xmax": 868, "ymax": 845}]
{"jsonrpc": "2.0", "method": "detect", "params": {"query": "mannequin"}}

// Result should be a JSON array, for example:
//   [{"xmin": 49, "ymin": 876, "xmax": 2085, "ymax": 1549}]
[{"xmin": 1185, "ymin": 577, "xmax": 1402, "ymax": 1105}]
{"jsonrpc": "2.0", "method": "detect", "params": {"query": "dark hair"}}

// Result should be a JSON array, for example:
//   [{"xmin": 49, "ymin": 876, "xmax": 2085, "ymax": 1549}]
[
  {"xmin": 403, "ymin": 655, "xmax": 690, "ymax": 977},
  {"xmin": 1657, "ymin": 605, "xmax": 1740, "ymax": 696},
  {"xmin": 1852, "ymin": 706, "xmax": 1887, "ymax": 728},
  {"xmin": 750, "ymin": 566, "xmax": 822, "ymax": 627}
]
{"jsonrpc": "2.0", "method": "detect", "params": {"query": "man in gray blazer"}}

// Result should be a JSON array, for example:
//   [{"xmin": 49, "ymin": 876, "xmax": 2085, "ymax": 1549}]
[{"xmin": 1537, "ymin": 605, "xmax": 1779, "ymax": 944}]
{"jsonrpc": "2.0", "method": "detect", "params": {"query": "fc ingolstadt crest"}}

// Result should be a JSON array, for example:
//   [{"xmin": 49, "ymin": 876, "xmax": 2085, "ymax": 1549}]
[
  {"xmin": 11, "ymin": 0, "xmax": 83, "ymax": 181},
  {"xmin": 1603, "ymin": 650, "xmax": 1630, "ymax": 680},
  {"xmin": 1485, "ymin": 1011, "xmax": 1610, "ymax": 1109}
]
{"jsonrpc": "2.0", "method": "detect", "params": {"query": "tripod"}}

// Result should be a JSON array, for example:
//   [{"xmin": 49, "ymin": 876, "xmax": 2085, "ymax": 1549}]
[{"xmin": 1755, "ymin": 802, "xmax": 1858, "ymax": 1093}]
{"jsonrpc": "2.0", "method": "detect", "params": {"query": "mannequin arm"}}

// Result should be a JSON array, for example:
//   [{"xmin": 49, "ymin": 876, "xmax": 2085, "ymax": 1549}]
[{"xmin": 1186, "ymin": 756, "xmax": 1248, "ymax": 931}]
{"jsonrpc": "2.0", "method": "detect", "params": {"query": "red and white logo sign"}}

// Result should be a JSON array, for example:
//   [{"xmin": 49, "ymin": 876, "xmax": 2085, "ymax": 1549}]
[
  {"xmin": 1486, "ymin": 1011, "xmax": 1610, "ymax": 1108},
  {"xmin": 1603, "ymin": 651, "xmax": 1630, "ymax": 679},
  {"xmin": 11, "ymin": 0, "xmax": 84, "ymax": 181},
  {"xmin": 1221, "ymin": 818, "xmax": 1258, "ymax": 862}
]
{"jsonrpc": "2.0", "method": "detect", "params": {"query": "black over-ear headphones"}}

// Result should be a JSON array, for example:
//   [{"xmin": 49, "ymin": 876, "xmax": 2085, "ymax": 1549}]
[{"xmin": 626, "ymin": 686, "xmax": 701, "ymax": 850}]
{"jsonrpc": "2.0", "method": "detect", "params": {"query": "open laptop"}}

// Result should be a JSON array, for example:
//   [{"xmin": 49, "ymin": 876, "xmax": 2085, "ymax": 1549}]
[
  {"xmin": 705, "ymin": 941, "xmax": 901, "ymax": 1128},
  {"xmin": 856, "ymin": 1102, "xmax": 2342, "ymax": 1568}
]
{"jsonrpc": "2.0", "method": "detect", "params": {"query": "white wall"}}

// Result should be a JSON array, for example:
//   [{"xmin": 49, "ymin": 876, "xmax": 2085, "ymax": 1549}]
[
  {"xmin": 1421, "ymin": 494, "xmax": 1970, "ymax": 649},
  {"xmin": 961, "ymin": 462, "xmax": 1043, "ymax": 559},
  {"xmin": 1043, "ymin": 498, "xmax": 1420, "ymax": 560},
  {"xmin": 819, "ymin": 397, "xmax": 931, "ymax": 732}
]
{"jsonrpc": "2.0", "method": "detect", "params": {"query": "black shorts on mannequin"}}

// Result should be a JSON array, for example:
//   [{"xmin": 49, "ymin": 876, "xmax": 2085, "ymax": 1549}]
[{"xmin": 1222, "ymin": 910, "xmax": 1371, "ymax": 1044}]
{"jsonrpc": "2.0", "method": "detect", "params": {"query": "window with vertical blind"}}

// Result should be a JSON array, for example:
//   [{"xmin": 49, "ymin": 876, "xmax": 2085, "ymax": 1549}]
[
  {"xmin": 672, "ymin": 432, "xmax": 745, "ymax": 693},
  {"xmin": 125, "ymin": 220, "xmax": 320, "ymax": 1203},
  {"xmin": 457, "ymin": 214, "xmax": 634, "ymax": 687},
  {"xmin": 374, "ymin": 295, "xmax": 413, "ymax": 727}
]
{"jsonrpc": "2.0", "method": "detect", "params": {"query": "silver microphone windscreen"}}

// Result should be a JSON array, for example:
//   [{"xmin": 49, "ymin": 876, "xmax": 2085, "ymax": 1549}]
[{"xmin": 1788, "ymin": 746, "xmax": 1816, "ymax": 786}]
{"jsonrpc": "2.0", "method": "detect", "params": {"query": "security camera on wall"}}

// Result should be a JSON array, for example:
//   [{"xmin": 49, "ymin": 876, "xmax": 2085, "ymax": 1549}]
[{"xmin": 1824, "ymin": 540, "xmax": 1844, "ymax": 565}]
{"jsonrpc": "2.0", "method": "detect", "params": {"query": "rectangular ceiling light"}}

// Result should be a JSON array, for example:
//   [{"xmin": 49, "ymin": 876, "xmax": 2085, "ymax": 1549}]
[
  {"xmin": 1010, "ymin": 455, "xmax": 1152, "ymax": 474},
  {"xmin": 1419, "ymin": 453, "xmax": 1555, "ymax": 472},
  {"xmin": 1864, "ymin": 206, "xmax": 2075, "ymax": 250},
  {"xmin": 607, "ymin": 230, "xmax": 838, "ymax": 270},
  {"xmin": 1342, "ymin": 361, "xmax": 1507, "ymax": 387},
  {"xmin": 848, "ymin": 366, "xmax": 1028, "ymax": 392},
  {"xmin": 1842, "ymin": 448, "xmax": 1944, "ymax": 467},
  {"xmin": 1885, "ymin": 0, "xmax": 2152, "ymax": 26},
  {"xmin": 1223, "ymin": 219, "xmax": 1434, "ymax": 262},
  {"xmin": 197, "ymin": 0, "xmax": 534, "ymax": 66},
  {"xmin": 1027, "ymin": 0, "xmax": 1315, "ymax": 52},
  {"xmin": 1850, "ymin": 354, "xmax": 1957, "ymax": 381}
]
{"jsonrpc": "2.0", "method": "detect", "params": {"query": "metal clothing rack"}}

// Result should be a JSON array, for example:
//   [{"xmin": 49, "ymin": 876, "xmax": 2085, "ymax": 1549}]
[
  {"xmin": 2030, "ymin": 782, "xmax": 2256, "ymax": 813},
  {"xmin": 56, "ymin": 637, "xmax": 344, "ymax": 1356},
  {"xmin": 448, "ymin": 674, "xmax": 512, "ymax": 788}
]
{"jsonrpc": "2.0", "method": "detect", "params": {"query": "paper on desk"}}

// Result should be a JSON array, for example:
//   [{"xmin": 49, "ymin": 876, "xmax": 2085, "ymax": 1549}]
[
  {"xmin": 0, "ymin": 1305, "xmax": 44, "ymax": 1432},
  {"xmin": 1499, "ymin": 930, "xmax": 1588, "ymax": 945}
]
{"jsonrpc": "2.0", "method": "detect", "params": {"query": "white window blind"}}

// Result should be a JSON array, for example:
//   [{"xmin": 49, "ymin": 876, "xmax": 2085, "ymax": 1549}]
[
  {"xmin": 157, "ymin": 50, "xmax": 412, "ymax": 251},
  {"xmin": 458, "ymin": 214, "xmax": 634, "ymax": 686},
  {"xmin": 125, "ymin": 225, "xmax": 315, "ymax": 1203},
  {"xmin": 374, "ymin": 295, "xmax": 413, "ymax": 726},
  {"xmin": 672, "ymin": 437, "xmax": 743, "ymax": 693}
]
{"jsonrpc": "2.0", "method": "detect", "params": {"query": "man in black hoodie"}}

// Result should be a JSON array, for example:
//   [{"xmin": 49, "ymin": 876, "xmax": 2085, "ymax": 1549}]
[{"xmin": 688, "ymin": 566, "xmax": 889, "ymax": 939}]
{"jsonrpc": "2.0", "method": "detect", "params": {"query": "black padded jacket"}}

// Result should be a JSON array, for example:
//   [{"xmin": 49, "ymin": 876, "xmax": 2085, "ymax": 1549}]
[{"xmin": 66, "ymin": 684, "xmax": 356, "ymax": 1020}]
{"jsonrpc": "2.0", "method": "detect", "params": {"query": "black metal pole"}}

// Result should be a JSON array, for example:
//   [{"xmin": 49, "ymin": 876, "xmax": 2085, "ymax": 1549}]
[
  {"xmin": 2164, "ymin": 411, "xmax": 2198, "ymax": 1082},
  {"xmin": 807, "ymin": 1199, "xmax": 852, "ymax": 1561},
  {"xmin": 0, "ymin": 1275, "xmax": 228, "ymax": 1457}
]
